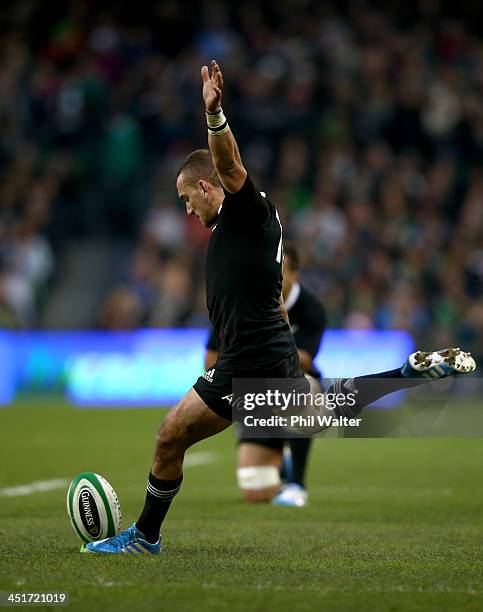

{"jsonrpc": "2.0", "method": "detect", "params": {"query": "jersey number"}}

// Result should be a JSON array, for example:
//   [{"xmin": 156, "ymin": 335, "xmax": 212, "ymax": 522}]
[
  {"xmin": 261, "ymin": 191, "xmax": 283, "ymax": 265},
  {"xmin": 275, "ymin": 209, "xmax": 283, "ymax": 264}
]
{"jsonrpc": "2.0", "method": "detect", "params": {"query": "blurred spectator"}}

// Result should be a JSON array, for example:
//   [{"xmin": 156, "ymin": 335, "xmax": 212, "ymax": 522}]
[
  {"xmin": 0, "ymin": 0, "xmax": 480, "ymax": 363},
  {"xmin": 98, "ymin": 286, "xmax": 143, "ymax": 330}
]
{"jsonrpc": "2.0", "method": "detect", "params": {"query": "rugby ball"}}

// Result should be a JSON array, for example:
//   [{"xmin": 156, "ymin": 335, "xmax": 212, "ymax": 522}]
[{"xmin": 66, "ymin": 472, "xmax": 121, "ymax": 543}]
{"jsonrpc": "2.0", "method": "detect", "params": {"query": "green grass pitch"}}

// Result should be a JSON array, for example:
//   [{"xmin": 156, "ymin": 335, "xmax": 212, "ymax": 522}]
[{"xmin": 1, "ymin": 399, "xmax": 482, "ymax": 612}]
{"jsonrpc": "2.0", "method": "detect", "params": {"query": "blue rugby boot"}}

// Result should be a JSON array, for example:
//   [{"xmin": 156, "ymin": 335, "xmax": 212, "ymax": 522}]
[
  {"xmin": 402, "ymin": 348, "xmax": 476, "ymax": 379},
  {"xmin": 83, "ymin": 523, "xmax": 161, "ymax": 556},
  {"xmin": 272, "ymin": 483, "xmax": 308, "ymax": 507}
]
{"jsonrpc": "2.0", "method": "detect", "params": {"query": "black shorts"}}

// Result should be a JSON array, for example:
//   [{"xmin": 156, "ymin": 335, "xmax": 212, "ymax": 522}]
[{"xmin": 193, "ymin": 351, "xmax": 302, "ymax": 421}]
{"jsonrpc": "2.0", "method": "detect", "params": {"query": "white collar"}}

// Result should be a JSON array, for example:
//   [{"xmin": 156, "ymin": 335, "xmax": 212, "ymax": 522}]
[{"xmin": 284, "ymin": 282, "xmax": 300, "ymax": 311}]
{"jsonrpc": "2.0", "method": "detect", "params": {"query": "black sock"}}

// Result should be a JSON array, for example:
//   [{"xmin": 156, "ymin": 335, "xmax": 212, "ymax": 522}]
[
  {"xmin": 332, "ymin": 368, "xmax": 426, "ymax": 418},
  {"xmin": 135, "ymin": 472, "xmax": 183, "ymax": 543},
  {"xmin": 288, "ymin": 437, "xmax": 312, "ymax": 488},
  {"xmin": 280, "ymin": 450, "xmax": 292, "ymax": 482}
]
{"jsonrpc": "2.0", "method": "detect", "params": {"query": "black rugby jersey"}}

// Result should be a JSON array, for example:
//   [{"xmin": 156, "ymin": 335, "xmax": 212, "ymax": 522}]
[
  {"xmin": 206, "ymin": 175, "xmax": 296, "ymax": 369},
  {"xmin": 284, "ymin": 283, "xmax": 326, "ymax": 378},
  {"xmin": 207, "ymin": 281, "xmax": 326, "ymax": 377}
]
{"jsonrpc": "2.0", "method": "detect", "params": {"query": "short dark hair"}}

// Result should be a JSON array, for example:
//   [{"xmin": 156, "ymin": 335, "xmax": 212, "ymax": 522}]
[
  {"xmin": 177, "ymin": 149, "xmax": 221, "ymax": 188},
  {"xmin": 283, "ymin": 242, "xmax": 300, "ymax": 271}
]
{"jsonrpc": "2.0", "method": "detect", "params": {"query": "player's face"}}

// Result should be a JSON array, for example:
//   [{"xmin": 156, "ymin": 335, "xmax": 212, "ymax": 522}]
[
  {"xmin": 177, "ymin": 174, "xmax": 220, "ymax": 228},
  {"xmin": 282, "ymin": 256, "xmax": 298, "ymax": 300}
]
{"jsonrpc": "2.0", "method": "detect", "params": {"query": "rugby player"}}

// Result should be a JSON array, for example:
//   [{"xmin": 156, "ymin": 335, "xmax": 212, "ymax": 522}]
[
  {"xmin": 85, "ymin": 60, "xmax": 476, "ymax": 555},
  {"xmin": 205, "ymin": 243, "xmax": 326, "ymax": 507}
]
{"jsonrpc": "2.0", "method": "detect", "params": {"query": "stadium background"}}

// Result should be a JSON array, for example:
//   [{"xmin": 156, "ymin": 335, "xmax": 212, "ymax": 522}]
[
  {"xmin": 0, "ymin": 0, "xmax": 482, "ymax": 355},
  {"xmin": 1, "ymin": 2, "xmax": 482, "ymax": 611}
]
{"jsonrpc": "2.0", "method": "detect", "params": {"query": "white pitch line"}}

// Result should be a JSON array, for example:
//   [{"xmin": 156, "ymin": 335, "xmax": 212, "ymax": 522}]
[
  {"xmin": 183, "ymin": 450, "xmax": 217, "ymax": 467},
  {"xmin": 0, "ymin": 452, "xmax": 218, "ymax": 498},
  {"xmin": 0, "ymin": 478, "xmax": 69, "ymax": 497}
]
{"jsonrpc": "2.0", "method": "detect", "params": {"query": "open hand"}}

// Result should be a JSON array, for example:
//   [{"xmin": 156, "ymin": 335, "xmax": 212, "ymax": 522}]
[{"xmin": 201, "ymin": 60, "xmax": 223, "ymax": 113}]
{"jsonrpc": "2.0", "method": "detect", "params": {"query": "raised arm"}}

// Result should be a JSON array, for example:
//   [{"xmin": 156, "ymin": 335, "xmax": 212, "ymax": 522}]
[{"xmin": 202, "ymin": 60, "xmax": 247, "ymax": 194}]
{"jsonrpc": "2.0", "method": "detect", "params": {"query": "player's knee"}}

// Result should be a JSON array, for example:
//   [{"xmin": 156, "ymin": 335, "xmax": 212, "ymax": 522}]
[
  {"xmin": 237, "ymin": 466, "xmax": 281, "ymax": 504},
  {"xmin": 240, "ymin": 487, "xmax": 280, "ymax": 503}
]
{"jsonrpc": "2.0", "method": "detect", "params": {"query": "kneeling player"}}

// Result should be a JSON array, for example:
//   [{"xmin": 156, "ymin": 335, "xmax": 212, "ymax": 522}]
[{"xmin": 205, "ymin": 243, "xmax": 326, "ymax": 507}]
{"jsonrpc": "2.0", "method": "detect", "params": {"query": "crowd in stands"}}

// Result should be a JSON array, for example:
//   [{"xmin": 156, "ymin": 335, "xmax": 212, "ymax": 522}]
[{"xmin": 0, "ymin": 0, "xmax": 482, "ymax": 361}]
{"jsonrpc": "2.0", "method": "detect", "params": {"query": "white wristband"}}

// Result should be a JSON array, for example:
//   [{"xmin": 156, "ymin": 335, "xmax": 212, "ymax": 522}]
[{"xmin": 206, "ymin": 108, "xmax": 229, "ymax": 135}]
